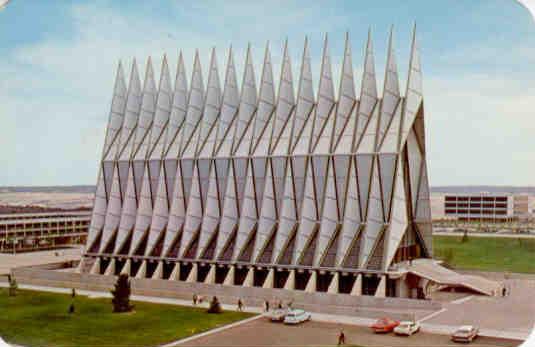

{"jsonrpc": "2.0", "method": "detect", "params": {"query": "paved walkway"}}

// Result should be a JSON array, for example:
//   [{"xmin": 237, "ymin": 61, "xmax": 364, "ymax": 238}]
[
  {"xmin": 0, "ymin": 282, "xmax": 529, "ymax": 341},
  {"xmin": 0, "ymin": 246, "xmax": 82, "ymax": 275}
]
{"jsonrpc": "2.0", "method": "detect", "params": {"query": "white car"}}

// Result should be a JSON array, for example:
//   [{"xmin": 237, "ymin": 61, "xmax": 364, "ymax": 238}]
[
  {"xmin": 283, "ymin": 309, "xmax": 311, "ymax": 324},
  {"xmin": 394, "ymin": 321, "xmax": 420, "ymax": 336},
  {"xmin": 268, "ymin": 308, "xmax": 289, "ymax": 322},
  {"xmin": 451, "ymin": 325, "xmax": 479, "ymax": 343}
]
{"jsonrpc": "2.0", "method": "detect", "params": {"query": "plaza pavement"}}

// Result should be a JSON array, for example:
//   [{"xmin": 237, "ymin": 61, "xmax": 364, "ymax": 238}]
[{"xmin": 0, "ymin": 246, "xmax": 82, "ymax": 276}]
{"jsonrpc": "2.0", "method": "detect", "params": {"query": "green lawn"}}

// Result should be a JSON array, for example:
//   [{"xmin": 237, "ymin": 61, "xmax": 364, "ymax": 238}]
[
  {"xmin": 0, "ymin": 288, "xmax": 253, "ymax": 347},
  {"xmin": 433, "ymin": 235, "xmax": 535, "ymax": 273}
]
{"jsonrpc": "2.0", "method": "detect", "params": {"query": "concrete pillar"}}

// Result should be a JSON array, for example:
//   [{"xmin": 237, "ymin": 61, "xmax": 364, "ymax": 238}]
[
  {"xmin": 151, "ymin": 261, "xmax": 163, "ymax": 279},
  {"xmin": 135, "ymin": 261, "xmax": 147, "ymax": 279},
  {"xmin": 186, "ymin": 263, "xmax": 198, "ymax": 283},
  {"xmin": 204, "ymin": 264, "xmax": 216, "ymax": 284},
  {"xmin": 104, "ymin": 258, "xmax": 116, "ymax": 276},
  {"xmin": 89, "ymin": 257, "xmax": 101, "ymax": 275},
  {"xmin": 75, "ymin": 258, "xmax": 84, "ymax": 273},
  {"xmin": 262, "ymin": 268, "xmax": 274, "ymax": 289},
  {"xmin": 374, "ymin": 275, "xmax": 386, "ymax": 298},
  {"xmin": 169, "ymin": 263, "xmax": 180, "ymax": 281},
  {"xmin": 397, "ymin": 276, "xmax": 409, "ymax": 298},
  {"xmin": 284, "ymin": 269, "xmax": 295, "ymax": 290},
  {"xmin": 305, "ymin": 271, "xmax": 317, "ymax": 293},
  {"xmin": 327, "ymin": 272, "xmax": 339, "ymax": 294},
  {"xmin": 223, "ymin": 266, "xmax": 235, "ymax": 286},
  {"xmin": 243, "ymin": 267, "xmax": 254, "ymax": 287},
  {"xmin": 351, "ymin": 274, "xmax": 362, "ymax": 296},
  {"xmin": 120, "ymin": 259, "xmax": 131, "ymax": 276}
]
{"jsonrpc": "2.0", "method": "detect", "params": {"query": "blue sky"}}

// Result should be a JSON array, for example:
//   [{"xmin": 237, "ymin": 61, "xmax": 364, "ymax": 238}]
[{"xmin": 0, "ymin": 0, "xmax": 534, "ymax": 186}]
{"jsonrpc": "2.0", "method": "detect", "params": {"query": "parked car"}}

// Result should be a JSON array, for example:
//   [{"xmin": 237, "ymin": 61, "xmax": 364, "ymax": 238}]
[
  {"xmin": 394, "ymin": 321, "xmax": 420, "ymax": 336},
  {"xmin": 268, "ymin": 308, "xmax": 289, "ymax": 322},
  {"xmin": 451, "ymin": 325, "xmax": 479, "ymax": 343},
  {"xmin": 283, "ymin": 309, "xmax": 311, "ymax": 324},
  {"xmin": 371, "ymin": 317, "xmax": 400, "ymax": 333}
]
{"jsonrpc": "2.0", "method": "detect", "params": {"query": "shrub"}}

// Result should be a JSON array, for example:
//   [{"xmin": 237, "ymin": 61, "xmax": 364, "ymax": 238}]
[
  {"xmin": 111, "ymin": 274, "xmax": 133, "ymax": 313},
  {"xmin": 8, "ymin": 275, "xmax": 18, "ymax": 297},
  {"xmin": 461, "ymin": 230, "xmax": 469, "ymax": 243},
  {"xmin": 207, "ymin": 296, "xmax": 222, "ymax": 314}
]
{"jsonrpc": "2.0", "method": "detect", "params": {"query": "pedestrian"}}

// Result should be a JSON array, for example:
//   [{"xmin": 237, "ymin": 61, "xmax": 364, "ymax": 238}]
[
  {"xmin": 265, "ymin": 300, "xmax": 270, "ymax": 312},
  {"xmin": 337, "ymin": 329, "xmax": 345, "ymax": 345},
  {"xmin": 193, "ymin": 293, "xmax": 198, "ymax": 305},
  {"xmin": 237, "ymin": 298, "xmax": 243, "ymax": 311},
  {"xmin": 287, "ymin": 300, "xmax": 293, "ymax": 309},
  {"xmin": 198, "ymin": 295, "xmax": 204, "ymax": 304},
  {"xmin": 502, "ymin": 286, "xmax": 506, "ymax": 297},
  {"xmin": 277, "ymin": 300, "xmax": 283, "ymax": 309}
]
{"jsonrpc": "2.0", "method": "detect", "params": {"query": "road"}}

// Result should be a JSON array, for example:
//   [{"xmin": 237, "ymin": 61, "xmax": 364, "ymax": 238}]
[{"xmin": 180, "ymin": 318, "xmax": 520, "ymax": 347}]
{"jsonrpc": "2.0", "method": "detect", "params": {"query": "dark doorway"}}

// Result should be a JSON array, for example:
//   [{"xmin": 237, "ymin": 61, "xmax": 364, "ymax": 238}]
[
  {"xmin": 339, "ymin": 273, "xmax": 356, "ymax": 294},
  {"xmin": 362, "ymin": 274, "xmax": 380, "ymax": 295},
  {"xmin": 317, "ymin": 272, "xmax": 333, "ymax": 292},
  {"xmin": 162, "ymin": 262, "xmax": 175, "ymax": 279},
  {"xmin": 295, "ymin": 271, "xmax": 311, "ymax": 290},
  {"xmin": 254, "ymin": 269, "xmax": 269, "ymax": 287},
  {"xmin": 274, "ymin": 270, "xmax": 290, "ymax": 289}
]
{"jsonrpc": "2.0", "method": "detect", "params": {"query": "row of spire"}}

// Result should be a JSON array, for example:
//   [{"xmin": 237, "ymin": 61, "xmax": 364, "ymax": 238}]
[{"xmin": 84, "ymin": 26, "xmax": 431, "ymax": 274}]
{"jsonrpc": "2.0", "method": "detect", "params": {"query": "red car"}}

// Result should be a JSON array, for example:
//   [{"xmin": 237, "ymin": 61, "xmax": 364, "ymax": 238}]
[{"xmin": 371, "ymin": 317, "xmax": 400, "ymax": 333}]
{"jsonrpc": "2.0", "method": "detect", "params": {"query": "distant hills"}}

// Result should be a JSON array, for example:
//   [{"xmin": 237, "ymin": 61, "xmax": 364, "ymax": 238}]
[
  {"xmin": 431, "ymin": 186, "xmax": 535, "ymax": 194},
  {"xmin": 0, "ymin": 185, "xmax": 95, "ymax": 194},
  {"xmin": 1, "ymin": 185, "xmax": 534, "ymax": 195}
]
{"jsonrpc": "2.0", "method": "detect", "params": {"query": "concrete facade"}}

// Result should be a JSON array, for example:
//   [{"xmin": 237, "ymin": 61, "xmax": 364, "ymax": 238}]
[{"xmin": 13, "ymin": 264, "xmax": 440, "ymax": 320}]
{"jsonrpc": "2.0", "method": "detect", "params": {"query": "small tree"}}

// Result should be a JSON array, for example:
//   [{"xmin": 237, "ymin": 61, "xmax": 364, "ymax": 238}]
[
  {"xmin": 8, "ymin": 275, "xmax": 18, "ymax": 297},
  {"xmin": 461, "ymin": 230, "xmax": 469, "ymax": 243},
  {"xmin": 111, "ymin": 274, "xmax": 133, "ymax": 313},
  {"xmin": 207, "ymin": 296, "xmax": 222, "ymax": 314}
]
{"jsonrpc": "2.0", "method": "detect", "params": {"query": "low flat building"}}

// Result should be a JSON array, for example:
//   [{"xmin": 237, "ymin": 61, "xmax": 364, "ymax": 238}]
[
  {"xmin": 0, "ymin": 211, "xmax": 90, "ymax": 253},
  {"xmin": 432, "ymin": 193, "xmax": 535, "ymax": 222}
]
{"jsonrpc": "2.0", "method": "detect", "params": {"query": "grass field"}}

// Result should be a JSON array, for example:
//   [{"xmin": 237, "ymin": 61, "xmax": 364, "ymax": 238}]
[
  {"xmin": 0, "ymin": 288, "xmax": 253, "ymax": 347},
  {"xmin": 433, "ymin": 235, "xmax": 535, "ymax": 273}
]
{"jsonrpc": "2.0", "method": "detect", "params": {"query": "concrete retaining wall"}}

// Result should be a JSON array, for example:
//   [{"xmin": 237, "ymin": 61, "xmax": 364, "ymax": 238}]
[{"xmin": 12, "ymin": 266, "xmax": 441, "ymax": 320}]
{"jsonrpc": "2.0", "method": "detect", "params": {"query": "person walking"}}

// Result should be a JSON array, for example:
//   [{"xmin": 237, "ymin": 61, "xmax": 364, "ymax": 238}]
[
  {"xmin": 337, "ymin": 330, "xmax": 345, "ymax": 345},
  {"xmin": 264, "ymin": 300, "xmax": 270, "ymax": 312},
  {"xmin": 287, "ymin": 300, "xmax": 293, "ymax": 309},
  {"xmin": 237, "ymin": 298, "xmax": 243, "ymax": 311},
  {"xmin": 193, "ymin": 293, "xmax": 198, "ymax": 305}
]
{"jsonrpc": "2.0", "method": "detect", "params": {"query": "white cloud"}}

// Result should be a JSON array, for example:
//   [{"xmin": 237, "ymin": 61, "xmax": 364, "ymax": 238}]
[
  {"xmin": 517, "ymin": 0, "xmax": 535, "ymax": 21},
  {"xmin": 0, "ymin": 1, "xmax": 534, "ymax": 187}
]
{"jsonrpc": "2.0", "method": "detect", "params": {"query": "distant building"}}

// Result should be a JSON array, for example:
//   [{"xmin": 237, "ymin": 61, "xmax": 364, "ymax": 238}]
[
  {"xmin": 0, "ymin": 211, "xmax": 90, "ymax": 253},
  {"xmin": 432, "ymin": 193, "xmax": 534, "ymax": 222}
]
